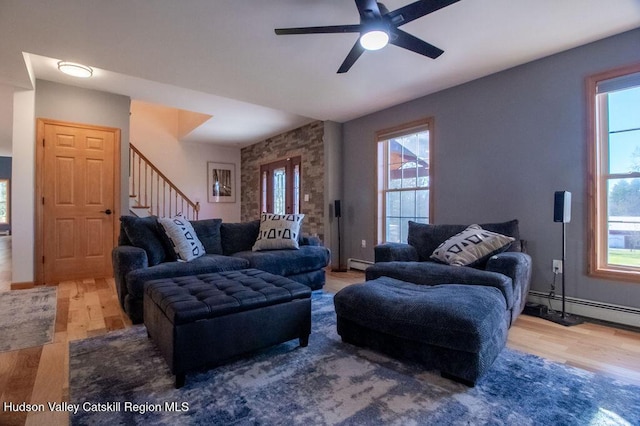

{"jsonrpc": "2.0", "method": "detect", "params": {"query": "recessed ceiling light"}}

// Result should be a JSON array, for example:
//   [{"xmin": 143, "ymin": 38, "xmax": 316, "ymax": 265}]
[{"xmin": 57, "ymin": 61, "xmax": 93, "ymax": 78}]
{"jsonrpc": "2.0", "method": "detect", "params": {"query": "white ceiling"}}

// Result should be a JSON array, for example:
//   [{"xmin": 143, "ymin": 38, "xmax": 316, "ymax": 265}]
[{"xmin": 1, "ymin": 0, "xmax": 639, "ymax": 146}]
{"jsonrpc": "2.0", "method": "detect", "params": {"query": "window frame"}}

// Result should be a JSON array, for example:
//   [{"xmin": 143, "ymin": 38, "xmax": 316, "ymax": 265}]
[
  {"xmin": 376, "ymin": 117, "xmax": 434, "ymax": 244},
  {"xmin": 587, "ymin": 62, "xmax": 640, "ymax": 282}
]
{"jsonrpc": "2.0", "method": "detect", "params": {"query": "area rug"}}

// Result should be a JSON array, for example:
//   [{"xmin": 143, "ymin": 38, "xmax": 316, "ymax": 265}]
[
  {"xmin": 0, "ymin": 286, "xmax": 57, "ymax": 352},
  {"xmin": 69, "ymin": 293, "xmax": 640, "ymax": 425}
]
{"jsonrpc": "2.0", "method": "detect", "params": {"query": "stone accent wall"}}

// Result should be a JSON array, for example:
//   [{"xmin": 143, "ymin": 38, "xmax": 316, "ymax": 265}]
[{"xmin": 241, "ymin": 121, "xmax": 325, "ymax": 241}]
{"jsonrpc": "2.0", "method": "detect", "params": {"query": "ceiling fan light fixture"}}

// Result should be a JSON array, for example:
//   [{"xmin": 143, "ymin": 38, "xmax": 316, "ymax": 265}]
[
  {"xmin": 360, "ymin": 29, "xmax": 389, "ymax": 51},
  {"xmin": 57, "ymin": 61, "xmax": 93, "ymax": 78}
]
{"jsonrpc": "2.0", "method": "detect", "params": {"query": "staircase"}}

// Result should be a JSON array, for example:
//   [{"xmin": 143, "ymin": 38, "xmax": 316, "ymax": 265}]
[{"xmin": 129, "ymin": 143, "xmax": 200, "ymax": 220}]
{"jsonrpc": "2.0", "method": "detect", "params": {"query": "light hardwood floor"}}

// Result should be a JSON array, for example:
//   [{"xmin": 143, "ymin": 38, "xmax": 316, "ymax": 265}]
[{"xmin": 0, "ymin": 248, "xmax": 639, "ymax": 425}]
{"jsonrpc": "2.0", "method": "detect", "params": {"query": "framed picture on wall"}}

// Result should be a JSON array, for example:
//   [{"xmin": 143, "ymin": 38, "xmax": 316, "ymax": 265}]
[{"xmin": 207, "ymin": 162, "xmax": 235, "ymax": 203}]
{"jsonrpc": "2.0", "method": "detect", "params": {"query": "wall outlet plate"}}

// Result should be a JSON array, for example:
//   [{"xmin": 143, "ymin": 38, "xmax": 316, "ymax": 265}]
[{"xmin": 553, "ymin": 259, "xmax": 563, "ymax": 274}]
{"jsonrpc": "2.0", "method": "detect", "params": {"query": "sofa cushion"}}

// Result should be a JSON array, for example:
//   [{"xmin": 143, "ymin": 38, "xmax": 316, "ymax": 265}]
[
  {"xmin": 125, "ymin": 254, "xmax": 249, "ymax": 299},
  {"xmin": 191, "ymin": 218, "xmax": 223, "ymax": 255},
  {"xmin": 221, "ymin": 220, "xmax": 260, "ymax": 255},
  {"xmin": 365, "ymin": 261, "xmax": 515, "ymax": 310},
  {"xmin": 408, "ymin": 219, "xmax": 520, "ymax": 262},
  {"xmin": 158, "ymin": 216, "xmax": 206, "ymax": 261},
  {"xmin": 232, "ymin": 245, "xmax": 330, "ymax": 277},
  {"xmin": 430, "ymin": 225, "xmax": 514, "ymax": 266},
  {"xmin": 145, "ymin": 269, "xmax": 311, "ymax": 325},
  {"xmin": 120, "ymin": 216, "xmax": 169, "ymax": 266},
  {"xmin": 253, "ymin": 213, "xmax": 304, "ymax": 251}
]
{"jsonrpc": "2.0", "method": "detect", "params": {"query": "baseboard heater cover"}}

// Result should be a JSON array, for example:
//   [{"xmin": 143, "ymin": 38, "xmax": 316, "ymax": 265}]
[
  {"xmin": 527, "ymin": 290, "xmax": 640, "ymax": 328},
  {"xmin": 347, "ymin": 258, "xmax": 374, "ymax": 271}
]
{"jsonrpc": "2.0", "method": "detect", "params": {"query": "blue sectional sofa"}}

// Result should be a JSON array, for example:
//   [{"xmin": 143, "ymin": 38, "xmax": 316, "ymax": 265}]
[{"xmin": 112, "ymin": 216, "xmax": 330, "ymax": 323}]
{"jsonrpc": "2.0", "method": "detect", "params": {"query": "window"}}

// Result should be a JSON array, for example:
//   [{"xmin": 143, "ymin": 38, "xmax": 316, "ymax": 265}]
[
  {"xmin": 377, "ymin": 118, "xmax": 433, "ymax": 243},
  {"xmin": 260, "ymin": 157, "xmax": 301, "ymax": 215},
  {"xmin": 588, "ymin": 64, "xmax": 640, "ymax": 280},
  {"xmin": 0, "ymin": 179, "xmax": 8, "ymax": 224}
]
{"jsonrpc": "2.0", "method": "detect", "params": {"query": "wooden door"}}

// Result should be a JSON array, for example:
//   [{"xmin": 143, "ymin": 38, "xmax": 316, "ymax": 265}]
[
  {"xmin": 37, "ymin": 119, "xmax": 120, "ymax": 284},
  {"xmin": 260, "ymin": 156, "xmax": 301, "ymax": 214}
]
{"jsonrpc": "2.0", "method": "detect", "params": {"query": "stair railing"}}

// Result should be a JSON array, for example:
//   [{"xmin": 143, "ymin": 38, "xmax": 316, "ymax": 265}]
[{"xmin": 129, "ymin": 143, "xmax": 200, "ymax": 220}]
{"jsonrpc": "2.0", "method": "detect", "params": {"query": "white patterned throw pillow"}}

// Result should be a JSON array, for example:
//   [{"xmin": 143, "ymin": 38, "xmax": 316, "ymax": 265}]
[
  {"xmin": 430, "ymin": 224, "xmax": 514, "ymax": 266},
  {"xmin": 252, "ymin": 213, "xmax": 305, "ymax": 251},
  {"xmin": 158, "ymin": 215, "xmax": 206, "ymax": 261}
]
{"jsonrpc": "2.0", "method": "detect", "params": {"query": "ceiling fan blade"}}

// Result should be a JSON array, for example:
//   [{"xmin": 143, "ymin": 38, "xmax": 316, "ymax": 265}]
[
  {"xmin": 275, "ymin": 24, "xmax": 361, "ymax": 35},
  {"xmin": 337, "ymin": 41, "xmax": 366, "ymax": 74},
  {"xmin": 355, "ymin": 0, "xmax": 382, "ymax": 20},
  {"xmin": 390, "ymin": 28, "xmax": 444, "ymax": 59},
  {"xmin": 387, "ymin": 0, "xmax": 460, "ymax": 26}
]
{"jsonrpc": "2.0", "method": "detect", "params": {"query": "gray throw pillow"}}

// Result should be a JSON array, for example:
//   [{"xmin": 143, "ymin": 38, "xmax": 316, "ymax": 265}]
[
  {"xmin": 190, "ymin": 218, "xmax": 223, "ymax": 254},
  {"xmin": 430, "ymin": 224, "xmax": 514, "ymax": 266},
  {"xmin": 120, "ymin": 215, "xmax": 167, "ymax": 266}
]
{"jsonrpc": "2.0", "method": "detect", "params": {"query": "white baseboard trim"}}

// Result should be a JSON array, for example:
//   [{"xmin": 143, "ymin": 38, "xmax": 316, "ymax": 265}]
[
  {"xmin": 347, "ymin": 258, "xmax": 374, "ymax": 271},
  {"xmin": 527, "ymin": 290, "xmax": 640, "ymax": 328}
]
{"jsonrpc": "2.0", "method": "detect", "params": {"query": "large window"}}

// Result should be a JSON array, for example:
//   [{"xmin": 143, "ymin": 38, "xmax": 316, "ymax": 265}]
[
  {"xmin": 377, "ymin": 118, "xmax": 433, "ymax": 243},
  {"xmin": 588, "ymin": 64, "xmax": 640, "ymax": 280}
]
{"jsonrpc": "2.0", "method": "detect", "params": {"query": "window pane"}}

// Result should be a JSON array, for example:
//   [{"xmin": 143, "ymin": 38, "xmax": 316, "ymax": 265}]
[
  {"xmin": 607, "ymin": 178, "xmax": 640, "ymax": 267},
  {"xmin": 273, "ymin": 167, "xmax": 286, "ymax": 215},
  {"xmin": 607, "ymin": 87, "xmax": 640, "ymax": 174},
  {"xmin": 416, "ymin": 189, "xmax": 429, "ymax": 220},
  {"xmin": 400, "ymin": 218, "xmax": 411, "ymax": 243},
  {"xmin": 293, "ymin": 164, "xmax": 300, "ymax": 214},
  {"xmin": 386, "ymin": 217, "xmax": 401, "ymax": 243},
  {"xmin": 401, "ymin": 191, "xmax": 416, "ymax": 218},
  {"xmin": 608, "ymin": 130, "xmax": 640, "ymax": 174},
  {"xmin": 261, "ymin": 171, "xmax": 267, "ymax": 213},
  {"xmin": 386, "ymin": 191, "xmax": 400, "ymax": 218},
  {"xmin": 608, "ymin": 87, "xmax": 640, "ymax": 132}
]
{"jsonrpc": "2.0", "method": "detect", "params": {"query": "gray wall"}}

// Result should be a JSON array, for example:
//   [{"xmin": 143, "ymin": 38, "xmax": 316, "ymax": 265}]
[
  {"xmin": 342, "ymin": 28, "xmax": 640, "ymax": 308},
  {"xmin": 35, "ymin": 80, "xmax": 131, "ymax": 216},
  {"xmin": 323, "ymin": 121, "xmax": 344, "ymax": 270}
]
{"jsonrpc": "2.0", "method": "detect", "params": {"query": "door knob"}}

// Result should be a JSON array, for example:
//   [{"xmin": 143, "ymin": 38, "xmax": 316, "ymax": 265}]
[{"xmin": 101, "ymin": 209, "xmax": 112, "ymax": 215}]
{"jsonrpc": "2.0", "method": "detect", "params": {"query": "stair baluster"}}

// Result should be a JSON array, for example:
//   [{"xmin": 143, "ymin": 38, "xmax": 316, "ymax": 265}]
[{"xmin": 128, "ymin": 143, "xmax": 200, "ymax": 220}]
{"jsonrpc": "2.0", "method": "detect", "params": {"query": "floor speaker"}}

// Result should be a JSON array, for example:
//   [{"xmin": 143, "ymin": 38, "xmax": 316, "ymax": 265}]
[{"xmin": 554, "ymin": 191, "xmax": 571, "ymax": 223}]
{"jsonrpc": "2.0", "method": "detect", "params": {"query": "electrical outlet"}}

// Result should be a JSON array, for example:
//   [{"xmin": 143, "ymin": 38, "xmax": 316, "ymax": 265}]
[
  {"xmin": 361, "ymin": 240, "xmax": 367, "ymax": 248},
  {"xmin": 552, "ymin": 259, "xmax": 563, "ymax": 274}
]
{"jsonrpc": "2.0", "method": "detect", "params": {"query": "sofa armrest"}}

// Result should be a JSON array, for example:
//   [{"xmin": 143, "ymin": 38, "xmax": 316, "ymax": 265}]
[
  {"xmin": 112, "ymin": 245, "xmax": 148, "ymax": 309},
  {"xmin": 374, "ymin": 243, "xmax": 419, "ymax": 263},
  {"xmin": 485, "ymin": 252, "xmax": 532, "ymax": 316}
]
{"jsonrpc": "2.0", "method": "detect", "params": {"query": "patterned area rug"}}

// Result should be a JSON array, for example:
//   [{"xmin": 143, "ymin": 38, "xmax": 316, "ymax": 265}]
[
  {"xmin": 0, "ymin": 287, "xmax": 57, "ymax": 352},
  {"xmin": 69, "ymin": 293, "xmax": 640, "ymax": 425}
]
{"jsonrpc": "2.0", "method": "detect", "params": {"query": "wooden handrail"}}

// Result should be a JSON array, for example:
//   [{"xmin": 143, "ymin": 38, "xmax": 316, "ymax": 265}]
[{"xmin": 129, "ymin": 143, "xmax": 200, "ymax": 220}]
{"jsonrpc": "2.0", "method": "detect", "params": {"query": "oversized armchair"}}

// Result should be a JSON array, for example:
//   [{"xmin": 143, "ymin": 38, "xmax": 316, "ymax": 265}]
[{"xmin": 366, "ymin": 219, "xmax": 532, "ymax": 327}]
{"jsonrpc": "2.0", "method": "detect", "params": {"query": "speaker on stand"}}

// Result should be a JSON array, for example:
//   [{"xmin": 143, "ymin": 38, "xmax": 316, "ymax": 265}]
[
  {"xmin": 546, "ymin": 191, "xmax": 582, "ymax": 326},
  {"xmin": 333, "ymin": 200, "xmax": 347, "ymax": 272}
]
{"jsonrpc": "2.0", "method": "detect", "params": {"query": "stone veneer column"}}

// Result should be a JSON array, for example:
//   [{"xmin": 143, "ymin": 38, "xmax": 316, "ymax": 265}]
[{"xmin": 241, "ymin": 121, "xmax": 325, "ymax": 242}]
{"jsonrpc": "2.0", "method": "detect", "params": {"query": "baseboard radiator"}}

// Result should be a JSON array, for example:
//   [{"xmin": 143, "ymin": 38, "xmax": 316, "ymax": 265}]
[
  {"xmin": 347, "ymin": 258, "xmax": 374, "ymax": 271},
  {"xmin": 527, "ymin": 290, "xmax": 640, "ymax": 328}
]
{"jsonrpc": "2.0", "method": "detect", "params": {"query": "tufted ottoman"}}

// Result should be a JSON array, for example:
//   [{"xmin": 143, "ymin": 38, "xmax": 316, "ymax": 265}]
[
  {"xmin": 334, "ymin": 277, "xmax": 508, "ymax": 386},
  {"xmin": 143, "ymin": 269, "xmax": 312, "ymax": 388}
]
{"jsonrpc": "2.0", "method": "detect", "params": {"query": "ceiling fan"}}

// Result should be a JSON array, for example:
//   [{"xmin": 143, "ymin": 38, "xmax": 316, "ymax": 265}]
[{"xmin": 274, "ymin": 0, "xmax": 460, "ymax": 74}]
